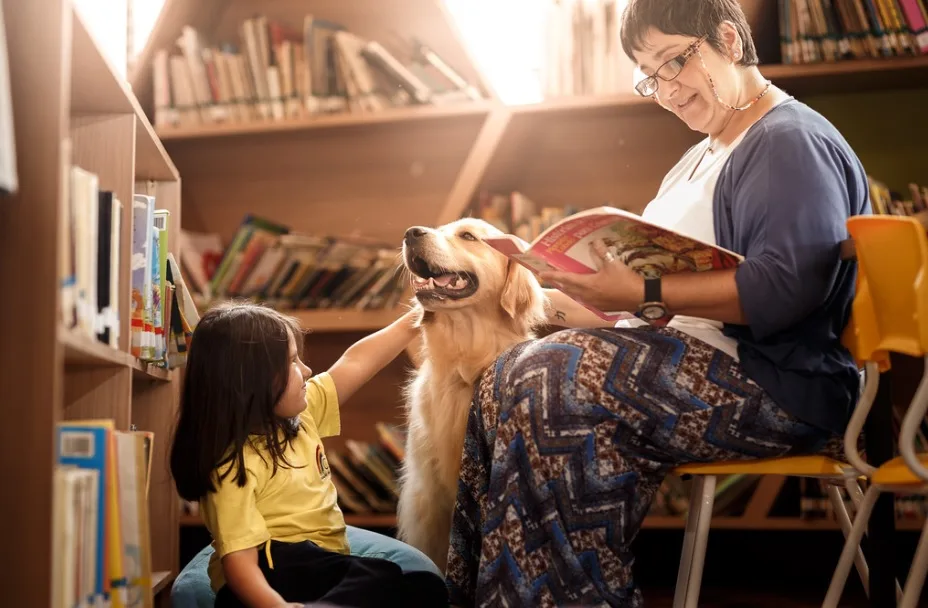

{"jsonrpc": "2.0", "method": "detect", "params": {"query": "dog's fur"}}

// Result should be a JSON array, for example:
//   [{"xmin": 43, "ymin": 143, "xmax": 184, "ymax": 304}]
[{"xmin": 396, "ymin": 218, "xmax": 549, "ymax": 572}]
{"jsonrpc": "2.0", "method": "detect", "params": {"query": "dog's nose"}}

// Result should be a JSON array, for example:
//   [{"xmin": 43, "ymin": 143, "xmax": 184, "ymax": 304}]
[{"xmin": 405, "ymin": 226, "xmax": 427, "ymax": 243}]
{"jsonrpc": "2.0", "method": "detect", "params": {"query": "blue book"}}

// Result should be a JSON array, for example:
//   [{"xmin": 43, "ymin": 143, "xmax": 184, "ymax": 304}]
[{"xmin": 57, "ymin": 420, "xmax": 114, "ymax": 607}]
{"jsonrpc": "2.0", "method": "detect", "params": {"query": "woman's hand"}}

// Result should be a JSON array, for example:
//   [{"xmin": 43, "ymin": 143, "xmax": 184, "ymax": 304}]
[{"xmin": 539, "ymin": 239, "xmax": 644, "ymax": 314}]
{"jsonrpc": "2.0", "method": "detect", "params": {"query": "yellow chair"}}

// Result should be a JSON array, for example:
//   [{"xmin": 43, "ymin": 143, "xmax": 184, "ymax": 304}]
[
  {"xmin": 824, "ymin": 215, "xmax": 928, "ymax": 608},
  {"xmin": 671, "ymin": 226, "xmax": 894, "ymax": 608}
]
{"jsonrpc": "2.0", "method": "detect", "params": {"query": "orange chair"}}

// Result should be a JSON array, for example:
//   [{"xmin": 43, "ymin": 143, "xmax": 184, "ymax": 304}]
[
  {"xmin": 671, "ymin": 225, "xmax": 894, "ymax": 608},
  {"xmin": 824, "ymin": 215, "xmax": 928, "ymax": 608}
]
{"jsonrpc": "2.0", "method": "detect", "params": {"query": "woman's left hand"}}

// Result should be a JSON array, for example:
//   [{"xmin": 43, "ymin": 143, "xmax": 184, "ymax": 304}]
[{"xmin": 538, "ymin": 239, "xmax": 644, "ymax": 313}]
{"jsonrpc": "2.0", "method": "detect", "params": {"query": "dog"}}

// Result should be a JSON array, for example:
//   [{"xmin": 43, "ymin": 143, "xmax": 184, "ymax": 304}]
[{"xmin": 396, "ymin": 217, "xmax": 549, "ymax": 572}]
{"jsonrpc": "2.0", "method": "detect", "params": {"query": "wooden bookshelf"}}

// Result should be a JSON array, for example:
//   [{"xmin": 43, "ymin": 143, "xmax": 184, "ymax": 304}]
[
  {"xmin": 0, "ymin": 0, "xmax": 183, "ymax": 604},
  {"xmin": 120, "ymin": 0, "xmax": 928, "ymax": 576}
]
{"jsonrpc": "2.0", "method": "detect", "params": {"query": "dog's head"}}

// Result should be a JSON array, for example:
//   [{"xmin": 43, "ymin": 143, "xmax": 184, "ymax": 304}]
[{"xmin": 402, "ymin": 218, "xmax": 547, "ymax": 331}]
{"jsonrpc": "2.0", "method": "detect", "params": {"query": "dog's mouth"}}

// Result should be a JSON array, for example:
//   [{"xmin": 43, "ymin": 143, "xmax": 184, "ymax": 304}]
[{"xmin": 407, "ymin": 255, "xmax": 478, "ymax": 301}]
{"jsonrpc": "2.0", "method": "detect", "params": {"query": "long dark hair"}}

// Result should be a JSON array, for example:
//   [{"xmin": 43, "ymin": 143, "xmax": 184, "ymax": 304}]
[{"xmin": 170, "ymin": 301, "xmax": 305, "ymax": 501}]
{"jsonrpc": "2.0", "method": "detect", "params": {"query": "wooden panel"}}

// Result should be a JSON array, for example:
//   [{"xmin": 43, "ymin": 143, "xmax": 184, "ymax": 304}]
[
  {"xmin": 168, "ymin": 113, "xmax": 486, "ymax": 244},
  {"xmin": 63, "ymin": 367, "xmax": 133, "ymax": 430},
  {"xmin": 0, "ymin": 0, "xmax": 69, "ymax": 603},
  {"xmin": 306, "ymin": 333, "xmax": 412, "ymax": 454},
  {"xmin": 478, "ymin": 102, "xmax": 701, "ymax": 215},
  {"xmin": 71, "ymin": 114, "xmax": 136, "ymax": 353},
  {"xmin": 132, "ymin": 380, "xmax": 181, "ymax": 574},
  {"xmin": 738, "ymin": 0, "xmax": 782, "ymax": 64},
  {"xmin": 70, "ymin": 5, "xmax": 133, "ymax": 115}
]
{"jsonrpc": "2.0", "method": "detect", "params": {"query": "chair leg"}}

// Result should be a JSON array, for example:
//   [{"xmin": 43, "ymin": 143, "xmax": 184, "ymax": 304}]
[
  {"xmin": 826, "ymin": 482, "xmax": 869, "ymax": 596},
  {"xmin": 823, "ymin": 485, "xmax": 880, "ymax": 608},
  {"xmin": 844, "ymin": 478, "xmax": 865, "ymax": 516},
  {"xmin": 673, "ymin": 474, "xmax": 717, "ymax": 608},
  {"xmin": 900, "ymin": 517, "xmax": 928, "ymax": 608}
]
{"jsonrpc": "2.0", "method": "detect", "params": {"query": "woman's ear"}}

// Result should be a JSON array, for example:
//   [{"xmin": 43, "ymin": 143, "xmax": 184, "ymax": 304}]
[{"xmin": 717, "ymin": 21, "xmax": 743, "ymax": 62}]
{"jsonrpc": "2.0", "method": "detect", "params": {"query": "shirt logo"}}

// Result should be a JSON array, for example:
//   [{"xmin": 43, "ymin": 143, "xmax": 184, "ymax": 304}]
[{"xmin": 316, "ymin": 444, "xmax": 331, "ymax": 480}]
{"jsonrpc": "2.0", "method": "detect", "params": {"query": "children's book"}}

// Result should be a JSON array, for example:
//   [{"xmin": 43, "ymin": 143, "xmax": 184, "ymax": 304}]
[{"xmin": 482, "ymin": 205, "xmax": 743, "ymax": 322}]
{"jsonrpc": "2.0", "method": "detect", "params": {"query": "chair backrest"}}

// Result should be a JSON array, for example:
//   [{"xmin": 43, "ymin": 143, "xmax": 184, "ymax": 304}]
[
  {"xmin": 846, "ymin": 215, "xmax": 928, "ymax": 361},
  {"xmin": 846, "ymin": 215, "xmax": 928, "ymax": 479}
]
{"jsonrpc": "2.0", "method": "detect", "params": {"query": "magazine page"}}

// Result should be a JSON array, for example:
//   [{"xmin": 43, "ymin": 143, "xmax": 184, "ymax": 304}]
[{"xmin": 485, "ymin": 206, "xmax": 742, "ymax": 279}]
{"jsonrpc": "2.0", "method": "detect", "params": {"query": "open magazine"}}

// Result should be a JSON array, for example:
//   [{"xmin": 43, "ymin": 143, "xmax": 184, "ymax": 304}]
[{"xmin": 482, "ymin": 206, "xmax": 743, "ymax": 322}]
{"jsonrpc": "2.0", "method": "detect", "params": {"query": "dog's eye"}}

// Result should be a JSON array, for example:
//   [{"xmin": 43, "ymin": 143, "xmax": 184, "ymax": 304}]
[{"xmin": 459, "ymin": 231, "xmax": 477, "ymax": 241}]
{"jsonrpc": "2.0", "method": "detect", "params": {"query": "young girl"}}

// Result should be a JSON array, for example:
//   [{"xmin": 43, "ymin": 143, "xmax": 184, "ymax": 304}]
[{"xmin": 169, "ymin": 301, "xmax": 447, "ymax": 608}]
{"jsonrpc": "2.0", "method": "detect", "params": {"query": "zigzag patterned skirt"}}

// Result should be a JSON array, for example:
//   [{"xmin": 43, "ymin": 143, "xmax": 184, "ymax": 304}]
[{"xmin": 445, "ymin": 326, "xmax": 837, "ymax": 608}]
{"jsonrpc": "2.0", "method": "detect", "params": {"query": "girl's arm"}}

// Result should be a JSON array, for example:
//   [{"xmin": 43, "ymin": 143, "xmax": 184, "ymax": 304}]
[
  {"xmin": 223, "ymin": 548, "xmax": 301, "ymax": 608},
  {"xmin": 327, "ymin": 307, "xmax": 419, "ymax": 403}
]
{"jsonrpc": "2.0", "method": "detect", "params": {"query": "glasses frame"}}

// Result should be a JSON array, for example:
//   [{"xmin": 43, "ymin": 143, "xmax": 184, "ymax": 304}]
[{"xmin": 634, "ymin": 36, "xmax": 708, "ymax": 98}]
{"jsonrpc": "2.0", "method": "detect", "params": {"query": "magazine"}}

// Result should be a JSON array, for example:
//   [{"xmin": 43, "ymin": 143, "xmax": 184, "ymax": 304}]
[{"xmin": 482, "ymin": 205, "xmax": 743, "ymax": 322}]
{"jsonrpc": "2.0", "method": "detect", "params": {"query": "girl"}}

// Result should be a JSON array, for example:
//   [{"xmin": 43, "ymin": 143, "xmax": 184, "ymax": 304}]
[{"xmin": 169, "ymin": 301, "xmax": 447, "ymax": 608}]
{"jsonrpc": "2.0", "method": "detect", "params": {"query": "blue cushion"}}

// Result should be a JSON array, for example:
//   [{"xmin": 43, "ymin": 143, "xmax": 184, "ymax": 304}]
[{"xmin": 171, "ymin": 526, "xmax": 442, "ymax": 607}]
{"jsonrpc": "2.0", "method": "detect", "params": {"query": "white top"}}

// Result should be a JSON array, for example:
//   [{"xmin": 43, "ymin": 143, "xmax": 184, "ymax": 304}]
[{"xmin": 615, "ymin": 131, "xmax": 748, "ymax": 361}]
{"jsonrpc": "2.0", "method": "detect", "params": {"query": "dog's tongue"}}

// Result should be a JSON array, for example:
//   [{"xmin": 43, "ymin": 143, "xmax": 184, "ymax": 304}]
[{"xmin": 433, "ymin": 273, "xmax": 457, "ymax": 287}]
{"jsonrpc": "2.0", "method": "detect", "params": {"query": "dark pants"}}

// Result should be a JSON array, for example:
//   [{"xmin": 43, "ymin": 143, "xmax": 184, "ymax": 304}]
[{"xmin": 215, "ymin": 539, "xmax": 449, "ymax": 608}]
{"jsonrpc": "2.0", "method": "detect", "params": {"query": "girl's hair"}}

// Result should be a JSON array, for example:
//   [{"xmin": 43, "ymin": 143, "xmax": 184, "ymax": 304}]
[
  {"xmin": 170, "ymin": 301, "xmax": 306, "ymax": 501},
  {"xmin": 620, "ymin": 0, "xmax": 759, "ymax": 67}
]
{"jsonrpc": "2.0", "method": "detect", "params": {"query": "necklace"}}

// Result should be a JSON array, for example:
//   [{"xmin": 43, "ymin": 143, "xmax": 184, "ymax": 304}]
[{"xmin": 706, "ymin": 80, "xmax": 772, "ymax": 153}]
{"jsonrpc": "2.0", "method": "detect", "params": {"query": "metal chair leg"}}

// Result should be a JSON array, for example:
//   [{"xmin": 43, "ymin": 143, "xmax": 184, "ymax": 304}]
[
  {"xmin": 673, "ymin": 475, "xmax": 717, "ymax": 608},
  {"xmin": 823, "ymin": 484, "xmax": 880, "ymax": 608},
  {"xmin": 900, "ymin": 516, "xmax": 928, "ymax": 608},
  {"xmin": 826, "ymin": 482, "xmax": 870, "ymax": 596}
]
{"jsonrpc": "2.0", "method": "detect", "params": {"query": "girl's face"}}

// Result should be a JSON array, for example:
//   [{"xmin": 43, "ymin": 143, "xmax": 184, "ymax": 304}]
[{"xmin": 274, "ymin": 329, "xmax": 312, "ymax": 419}]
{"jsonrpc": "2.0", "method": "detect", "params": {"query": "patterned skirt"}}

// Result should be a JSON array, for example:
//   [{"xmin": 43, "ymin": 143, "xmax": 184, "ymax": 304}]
[{"xmin": 445, "ymin": 326, "xmax": 837, "ymax": 608}]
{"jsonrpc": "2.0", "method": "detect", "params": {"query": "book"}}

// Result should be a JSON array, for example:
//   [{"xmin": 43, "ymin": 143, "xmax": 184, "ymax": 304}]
[{"xmin": 482, "ymin": 205, "xmax": 743, "ymax": 322}]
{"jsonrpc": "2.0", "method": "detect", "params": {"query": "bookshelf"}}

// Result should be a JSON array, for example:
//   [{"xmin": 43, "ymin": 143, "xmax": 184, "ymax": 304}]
[
  {"xmin": 126, "ymin": 0, "xmax": 928, "ymax": 564},
  {"xmin": 1, "ymin": 0, "xmax": 184, "ymax": 605}
]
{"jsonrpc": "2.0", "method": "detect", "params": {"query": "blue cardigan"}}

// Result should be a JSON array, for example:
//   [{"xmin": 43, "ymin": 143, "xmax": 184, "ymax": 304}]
[{"xmin": 714, "ymin": 98, "xmax": 871, "ymax": 435}]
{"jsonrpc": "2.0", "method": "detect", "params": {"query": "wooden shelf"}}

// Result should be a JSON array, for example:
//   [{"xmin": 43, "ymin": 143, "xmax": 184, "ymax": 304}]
[
  {"xmin": 156, "ymin": 101, "xmax": 494, "ymax": 142},
  {"xmin": 760, "ymin": 55, "xmax": 928, "ymax": 97},
  {"xmin": 288, "ymin": 308, "xmax": 407, "ymax": 333},
  {"xmin": 58, "ymin": 325, "xmax": 175, "ymax": 382},
  {"xmin": 152, "ymin": 570, "xmax": 175, "ymax": 595},
  {"xmin": 131, "ymin": 360, "xmax": 173, "ymax": 382},
  {"xmin": 71, "ymin": 6, "xmax": 178, "ymax": 182},
  {"xmin": 59, "ymin": 325, "xmax": 133, "ymax": 368}
]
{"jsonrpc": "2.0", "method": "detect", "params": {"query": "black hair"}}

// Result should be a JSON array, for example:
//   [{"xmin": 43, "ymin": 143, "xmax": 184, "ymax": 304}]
[
  {"xmin": 620, "ymin": 0, "xmax": 759, "ymax": 66},
  {"xmin": 170, "ymin": 301, "xmax": 306, "ymax": 501}
]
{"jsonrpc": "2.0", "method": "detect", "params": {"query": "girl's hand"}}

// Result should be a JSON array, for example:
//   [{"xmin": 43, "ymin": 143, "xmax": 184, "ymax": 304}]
[
  {"xmin": 539, "ymin": 239, "xmax": 644, "ymax": 314},
  {"xmin": 272, "ymin": 603, "xmax": 304, "ymax": 608}
]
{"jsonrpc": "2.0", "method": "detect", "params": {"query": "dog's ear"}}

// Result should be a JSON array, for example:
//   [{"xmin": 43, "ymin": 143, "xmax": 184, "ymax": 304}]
[{"xmin": 500, "ymin": 260, "xmax": 546, "ymax": 327}]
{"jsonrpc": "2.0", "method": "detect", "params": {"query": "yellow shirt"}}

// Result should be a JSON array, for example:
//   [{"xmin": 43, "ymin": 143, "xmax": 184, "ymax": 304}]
[{"xmin": 200, "ymin": 372, "xmax": 348, "ymax": 592}]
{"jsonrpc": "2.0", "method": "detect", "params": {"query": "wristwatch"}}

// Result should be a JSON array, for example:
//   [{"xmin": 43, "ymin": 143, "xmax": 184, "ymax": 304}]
[{"xmin": 637, "ymin": 277, "xmax": 668, "ymax": 322}]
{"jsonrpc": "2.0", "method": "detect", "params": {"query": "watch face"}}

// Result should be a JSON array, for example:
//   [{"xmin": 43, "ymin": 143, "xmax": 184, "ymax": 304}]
[{"xmin": 641, "ymin": 304, "xmax": 666, "ymax": 320}]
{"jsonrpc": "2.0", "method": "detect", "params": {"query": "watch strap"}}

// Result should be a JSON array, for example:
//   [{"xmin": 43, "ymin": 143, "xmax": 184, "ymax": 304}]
[{"xmin": 644, "ymin": 277, "xmax": 661, "ymax": 303}]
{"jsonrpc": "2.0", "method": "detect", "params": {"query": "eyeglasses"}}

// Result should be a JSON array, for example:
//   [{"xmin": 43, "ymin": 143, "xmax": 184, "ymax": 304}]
[{"xmin": 634, "ymin": 36, "xmax": 707, "ymax": 98}]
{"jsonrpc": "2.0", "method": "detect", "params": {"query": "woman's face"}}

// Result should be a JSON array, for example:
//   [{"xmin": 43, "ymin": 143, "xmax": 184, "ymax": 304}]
[{"xmin": 632, "ymin": 25, "xmax": 741, "ymax": 136}]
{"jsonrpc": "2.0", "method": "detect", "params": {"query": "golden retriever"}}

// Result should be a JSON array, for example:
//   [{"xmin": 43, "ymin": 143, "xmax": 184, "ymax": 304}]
[{"xmin": 396, "ymin": 217, "xmax": 549, "ymax": 572}]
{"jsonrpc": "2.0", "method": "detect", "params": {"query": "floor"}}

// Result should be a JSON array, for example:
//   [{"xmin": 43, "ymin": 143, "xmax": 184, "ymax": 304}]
[{"xmin": 644, "ymin": 587, "xmax": 868, "ymax": 607}]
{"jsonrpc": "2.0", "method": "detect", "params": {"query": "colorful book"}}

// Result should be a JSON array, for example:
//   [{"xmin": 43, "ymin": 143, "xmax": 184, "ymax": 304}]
[{"xmin": 482, "ymin": 205, "xmax": 743, "ymax": 322}]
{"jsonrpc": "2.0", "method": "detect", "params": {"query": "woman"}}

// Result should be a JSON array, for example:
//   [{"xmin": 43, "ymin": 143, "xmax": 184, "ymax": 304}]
[{"xmin": 445, "ymin": 0, "xmax": 870, "ymax": 606}]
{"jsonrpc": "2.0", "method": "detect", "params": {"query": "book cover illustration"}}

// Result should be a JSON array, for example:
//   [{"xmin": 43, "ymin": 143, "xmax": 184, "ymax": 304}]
[{"xmin": 483, "ymin": 206, "xmax": 743, "ymax": 321}]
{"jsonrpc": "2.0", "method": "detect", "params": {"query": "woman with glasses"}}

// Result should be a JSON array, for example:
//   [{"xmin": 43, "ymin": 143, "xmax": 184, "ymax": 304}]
[{"xmin": 445, "ymin": 0, "xmax": 871, "ymax": 606}]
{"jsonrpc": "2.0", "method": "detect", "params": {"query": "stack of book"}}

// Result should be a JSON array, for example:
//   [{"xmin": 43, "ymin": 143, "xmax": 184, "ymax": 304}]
[
  {"xmin": 327, "ymin": 423, "xmax": 405, "ymax": 516},
  {"xmin": 53, "ymin": 420, "xmax": 154, "ymax": 608},
  {"xmin": 179, "ymin": 215, "xmax": 407, "ymax": 313},
  {"xmin": 153, "ymin": 16, "xmax": 484, "ymax": 129},
  {"xmin": 868, "ymin": 176, "xmax": 928, "ymax": 216},
  {"xmin": 777, "ymin": 0, "xmax": 928, "ymax": 64},
  {"xmin": 61, "ymin": 156, "xmax": 198, "ymax": 368},
  {"xmin": 472, "ymin": 190, "xmax": 580, "ymax": 244}
]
